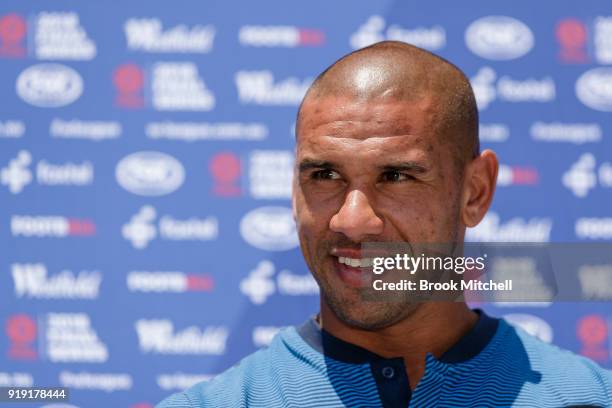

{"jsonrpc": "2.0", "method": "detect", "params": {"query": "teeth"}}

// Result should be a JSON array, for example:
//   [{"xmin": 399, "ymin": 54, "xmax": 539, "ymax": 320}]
[{"xmin": 337, "ymin": 256, "xmax": 373, "ymax": 267}]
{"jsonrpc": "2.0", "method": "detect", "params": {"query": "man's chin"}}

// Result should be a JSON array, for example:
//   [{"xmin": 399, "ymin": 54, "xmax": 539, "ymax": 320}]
[{"xmin": 324, "ymin": 291, "xmax": 418, "ymax": 331}]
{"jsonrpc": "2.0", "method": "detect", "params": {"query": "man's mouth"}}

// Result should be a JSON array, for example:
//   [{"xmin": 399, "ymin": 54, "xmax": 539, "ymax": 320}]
[
  {"xmin": 332, "ymin": 255, "xmax": 375, "ymax": 288},
  {"xmin": 337, "ymin": 256, "xmax": 374, "ymax": 268}
]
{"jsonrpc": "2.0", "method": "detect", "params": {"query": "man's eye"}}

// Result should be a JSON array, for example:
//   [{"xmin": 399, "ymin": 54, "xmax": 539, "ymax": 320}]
[
  {"xmin": 380, "ymin": 171, "xmax": 413, "ymax": 183},
  {"xmin": 311, "ymin": 169, "xmax": 341, "ymax": 180}
]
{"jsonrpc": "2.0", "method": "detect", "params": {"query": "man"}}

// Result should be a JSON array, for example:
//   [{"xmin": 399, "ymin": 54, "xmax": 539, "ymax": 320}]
[{"xmin": 157, "ymin": 41, "xmax": 612, "ymax": 407}]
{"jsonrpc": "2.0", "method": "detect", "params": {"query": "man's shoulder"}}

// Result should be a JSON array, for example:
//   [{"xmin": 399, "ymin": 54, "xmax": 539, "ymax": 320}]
[
  {"xmin": 155, "ymin": 325, "xmax": 310, "ymax": 408},
  {"xmin": 497, "ymin": 319, "xmax": 612, "ymax": 403}
]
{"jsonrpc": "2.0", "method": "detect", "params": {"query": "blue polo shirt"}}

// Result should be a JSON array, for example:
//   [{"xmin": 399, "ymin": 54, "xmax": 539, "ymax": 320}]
[{"xmin": 156, "ymin": 310, "xmax": 612, "ymax": 407}]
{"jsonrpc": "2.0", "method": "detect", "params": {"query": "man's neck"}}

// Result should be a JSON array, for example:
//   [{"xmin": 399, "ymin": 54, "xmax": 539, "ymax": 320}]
[{"xmin": 319, "ymin": 301, "xmax": 478, "ymax": 390}]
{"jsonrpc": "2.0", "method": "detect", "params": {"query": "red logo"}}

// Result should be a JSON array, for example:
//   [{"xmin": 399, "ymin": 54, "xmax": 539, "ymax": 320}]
[
  {"xmin": 68, "ymin": 218, "xmax": 96, "ymax": 236},
  {"xmin": 186, "ymin": 274, "xmax": 215, "ymax": 291},
  {"xmin": 298, "ymin": 29, "xmax": 325, "ymax": 46},
  {"xmin": 577, "ymin": 314, "xmax": 609, "ymax": 362},
  {"xmin": 556, "ymin": 19, "xmax": 588, "ymax": 63},
  {"xmin": 210, "ymin": 152, "xmax": 241, "ymax": 197},
  {"xmin": 114, "ymin": 63, "xmax": 145, "ymax": 108},
  {"xmin": 6, "ymin": 314, "xmax": 37, "ymax": 360},
  {"xmin": 0, "ymin": 13, "xmax": 26, "ymax": 57}
]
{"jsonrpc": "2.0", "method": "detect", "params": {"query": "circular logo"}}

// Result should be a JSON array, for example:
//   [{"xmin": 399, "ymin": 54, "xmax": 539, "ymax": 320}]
[
  {"xmin": 465, "ymin": 16, "xmax": 534, "ymax": 60},
  {"xmin": 16, "ymin": 64, "xmax": 83, "ymax": 107},
  {"xmin": 240, "ymin": 206, "xmax": 298, "ymax": 251},
  {"xmin": 113, "ymin": 63, "xmax": 144, "ymax": 94},
  {"xmin": 576, "ymin": 67, "xmax": 612, "ymax": 112},
  {"xmin": 116, "ymin": 151, "xmax": 185, "ymax": 196}
]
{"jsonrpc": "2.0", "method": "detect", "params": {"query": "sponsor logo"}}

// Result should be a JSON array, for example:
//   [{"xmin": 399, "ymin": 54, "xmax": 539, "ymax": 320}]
[
  {"xmin": 16, "ymin": 64, "xmax": 83, "ymax": 107},
  {"xmin": 157, "ymin": 372, "xmax": 214, "ymax": 390},
  {"xmin": 1, "ymin": 150, "xmax": 32, "ymax": 193},
  {"xmin": 497, "ymin": 164, "xmax": 539, "ymax": 186},
  {"xmin": 114, "ymin": 63, "xmax": 145, "ymax": 109},
  {"xmin": 471, "ymin": 67, "xmax": 555, "ymax": 110},
  {"xmin": 556, "ymin": 19, "xmax": 588, "ymax": 63},
  {"xmin": 479, "ymin": 123, "xmax": 509, "ymax": 142},
  {"xmin": 0, "ymin": 13, "xmax": 26, "ymax": 57},
  {"xmin": 45, "ymin": 313, "xmax": 108, "ymax": 362},
  {"xmin": 577, "ymin": 315, "xmax": 609, "ymax": 362},
  {"xmin": 563, "ymin": 153, "xmax": 596, "ymax": 197},
  {"xmin": 125, "ymin": 18, "xmax": 215, "ymax": 53},
  {"xmin": 576, "ymin": 67, "xmax": 612, "ymax": 112},
  {"xmin": 157, "ymin": 373, "xmax": 213, "ymax": 391},
  {"xmin": 503, "ymin": 313, "xmax": 553, "ymax": 343},
  {"xmin": 595, "ymin": 17, "xmax": 612, "ymax": 64},
  {"xmin": 575, "ymin": 218, "xmax": 612, "ymax": 240},
  {"xmin": 122, "ymin": 206, "xmax": 157, "ymax": 248},
  {"xmin": 240, "ymin": 206, "xmax": 298, "ymax": 251},
  {"xmin": 467, "ymin": 212, "xmax": 552, "ymax": 242},
  {"xmin": 252, "ymin": 326, "xmax": 283, "ymax": 347},
  {"xmin": 556, "ymin": 17, "xmax": 612, "ymax": 64},
  {"xmin": 135, "ymin": 320, "xmax": 228, "ymax": 355},
  {"xmin": 578, "ymin": 264, "xmax": 612, "ymax": 299},
  {"xmin": 0, "ymin": 120, "xmax": 25, "ymax": 138},
  {"xmin": 146, "ymin": 121, "xmax": 268, "ymax": 142},
  {"xmin": 488, "ymin": 257, "xmax": 554, "ymax": 306},
  {"xmin": 34, "ymin": 12, "xmax": 96, "ymax": 60},
  {"xmin": 116, "ymin": 151, "xmax": 185, "ymax": 196},
  {"xmin": 465, "ymin": 16, "xmax": 533, "ymax": 60},
  {"xmin": 153, "ymin": 62, "xmax": 215, "ymax": 111},
  {"xmin": 249, "ymin": 150, "xmax": 293, "ymax": 199},
  {"xmin": 127, "ymin": 271, "xmax": 213, "ymax": 293},
  {"xmin": 0, "ymin": 372, "xmax": 33, "ymax": 387},
  {"xmin": 123, "ymin": 205, "xmax": 218, "ymax": 249},
  {"xmin": 11, "ymin": 215, "xmax": 96, "ymax": 237},
  {"xmin": 50, "ymin": 119, "xmax": 121, "ymax": 141},
  {"xmin": 59, "ymin": 371, "xmax": 132, "ymax": 392},
  {"xmin": 235, "ymin": 71, "xmax": 311, "ymax": 106},
  {"xmin": 12, "ymin": 263, "xmax": 102, "ymax": 299},
  {"xmin": 240, "ymin": 260, "xmax": 318, "ymax": 305},
  {"xmin": 210, "ymin": 152, "xmax": 241, "ymax": 197},
  {"xmin": 561, "ymin": 153, "xmax": 612, "ymax": 198},
  {"xmin": 239, "ymin": 25, "xmax": 324, "ymax": 47},
  {"xmin": 530, "ymin": 122, "xmax": 601, "ymax": 144},
  {"xmin": 240, "ymin": 261, "xmax": 276, "ymax": 304},
  {"xmin": 350, "ymin": 15, "xmax": 445, "ymax": 51},
  {"xmin": 1, "ymin": 150, "xmax": 94, "ymax": 193},
  {"xmin": 6, "ymin": 314, "xmax": 37, "ymax": 360}
]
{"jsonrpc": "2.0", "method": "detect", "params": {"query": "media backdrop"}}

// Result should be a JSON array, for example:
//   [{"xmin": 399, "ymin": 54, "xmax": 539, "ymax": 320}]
[{"xmin": 1, "ymin": 0, "xmax": 611, "ymax": 407}]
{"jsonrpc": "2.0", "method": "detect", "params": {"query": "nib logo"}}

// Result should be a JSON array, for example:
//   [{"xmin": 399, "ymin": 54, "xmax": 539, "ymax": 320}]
[
  {"xmin": 240, "ymin": 261, "xmax": 276, "ymax": 305},
  {"xmin": 1, "ymin": 150, "xmax": 32, "ymax": 194},
  {"xmin": 122, "ymin": 205, "xmax": 157, "ymax": 249},
  {"xmin": 563, "ymin": 153, "xmax": 597, "ymax": 197}
]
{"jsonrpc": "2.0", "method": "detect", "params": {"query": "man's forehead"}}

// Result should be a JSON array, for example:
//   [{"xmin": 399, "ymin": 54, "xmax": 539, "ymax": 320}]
[{"xmin": 297, "ymin": 94, "xmax": 439, "ymax": 141}]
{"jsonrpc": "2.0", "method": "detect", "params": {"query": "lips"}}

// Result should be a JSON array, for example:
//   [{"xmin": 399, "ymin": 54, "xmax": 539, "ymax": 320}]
[{"xmin": 332, "ymin": 255, "xmax": 374, "ymax": 288}]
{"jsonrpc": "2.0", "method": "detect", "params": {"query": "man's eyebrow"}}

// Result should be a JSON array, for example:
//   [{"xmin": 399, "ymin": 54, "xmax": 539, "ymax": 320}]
[
  {"xmin": 298, "ymin": 159, "xmax": 336, "ymax": 172},
  {"xmin": 379, "ymin": 162, "xmax": 429, "ymax": 174}
]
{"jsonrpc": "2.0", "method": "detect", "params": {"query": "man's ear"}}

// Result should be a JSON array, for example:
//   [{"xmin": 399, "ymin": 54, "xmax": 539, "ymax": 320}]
[{"xmin": 461, "ymin": 149, "xmax": 498, "ymax": 227}]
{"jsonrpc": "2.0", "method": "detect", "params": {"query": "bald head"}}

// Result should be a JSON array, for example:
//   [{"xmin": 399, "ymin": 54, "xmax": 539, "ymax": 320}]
[{"xmin": 297, "ymin": 41, "xmax": 479, "ymax": 169}]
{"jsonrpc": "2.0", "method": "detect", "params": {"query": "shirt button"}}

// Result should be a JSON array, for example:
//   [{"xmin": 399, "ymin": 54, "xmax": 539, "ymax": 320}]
[{"xmin": 381, "ymin": 366, "xmax": 395, "ymax": 379}]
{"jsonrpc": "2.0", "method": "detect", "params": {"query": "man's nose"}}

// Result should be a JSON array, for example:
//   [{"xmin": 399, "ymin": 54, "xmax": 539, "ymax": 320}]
[{"xmin": 329, "ymin": 189, "xmax": 384, "ymax": 242}]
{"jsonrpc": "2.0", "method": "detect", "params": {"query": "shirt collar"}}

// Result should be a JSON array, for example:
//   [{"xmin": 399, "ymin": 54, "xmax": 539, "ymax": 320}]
[{"xmin": 296, "ymin": 308, "xmax": 499, "ymax": 365}]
